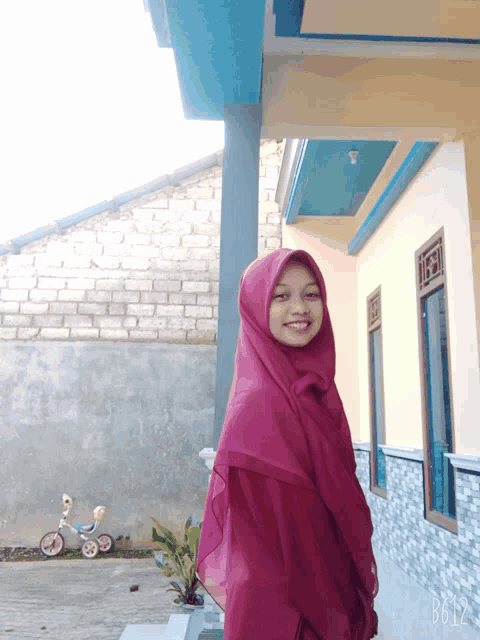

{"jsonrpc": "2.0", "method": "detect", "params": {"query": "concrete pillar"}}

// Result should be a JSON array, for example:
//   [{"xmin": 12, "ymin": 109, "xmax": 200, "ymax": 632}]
[
  {"xmin": 198, "ymin": 448, "xmax": 216, "ymax": 485},
  {"xmin": 212, "ymin": 102, "xmax": 262, "ymax": 449}
]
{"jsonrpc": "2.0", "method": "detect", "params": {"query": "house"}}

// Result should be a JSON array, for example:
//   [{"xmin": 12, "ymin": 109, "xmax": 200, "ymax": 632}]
[
  {"xmin": 143, "ymin": 0, "xmax": 480, "ymax": 637},
  {"xmin": 0, "ymin": 140, "xmax": 283, "ymax": 549}
]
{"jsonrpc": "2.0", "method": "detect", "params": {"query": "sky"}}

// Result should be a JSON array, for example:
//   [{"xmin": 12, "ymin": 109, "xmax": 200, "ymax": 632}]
[{"xmin": 0, "ymin": 1, "xmax": 225, "ymax": 246}]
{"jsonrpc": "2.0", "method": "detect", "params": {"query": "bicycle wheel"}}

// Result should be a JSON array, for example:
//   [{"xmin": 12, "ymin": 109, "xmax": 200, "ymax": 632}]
[
  {"xmin": 97, "ymin": 534, "xmax": 114, "ymax": 553},
  {"xmin": 40, "ymin": 532, "xmax": 65, "ymax": 557},
  {"xmin": 81, "ymin": 539, "xmax": 99, "ymax": 559}
]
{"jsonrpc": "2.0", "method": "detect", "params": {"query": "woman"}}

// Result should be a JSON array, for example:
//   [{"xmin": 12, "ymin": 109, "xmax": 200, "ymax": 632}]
[{"xmin": 197, "ymin": 248, "xmax": 379, "ymax": 639}]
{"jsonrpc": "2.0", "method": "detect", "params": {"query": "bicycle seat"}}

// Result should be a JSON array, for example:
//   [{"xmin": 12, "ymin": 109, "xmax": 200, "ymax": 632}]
[{"xmin": 75, "ymin": 523, "xmax": 96, "ymax": 533}]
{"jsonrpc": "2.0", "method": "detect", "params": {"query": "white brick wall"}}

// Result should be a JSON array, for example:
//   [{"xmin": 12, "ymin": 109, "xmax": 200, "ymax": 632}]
[{"xmin": 0, "ymin": 139, "xmax": 284, "ymax": 344}]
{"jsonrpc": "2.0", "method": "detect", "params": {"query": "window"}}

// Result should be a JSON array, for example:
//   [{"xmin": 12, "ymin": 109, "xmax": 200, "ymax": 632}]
[
  {"xmin": 367, "ymin": 287, "xmax": 387, "ymax": 498},
  {"xmin": 416, "ymin": 229, "xmax": 457, "ymax": 533}
]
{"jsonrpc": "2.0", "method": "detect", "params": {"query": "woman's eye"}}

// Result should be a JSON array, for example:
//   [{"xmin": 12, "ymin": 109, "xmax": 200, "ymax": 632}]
[{"xmin": 273, "ymin": 292, "xmax": 320, "ymax": 300}]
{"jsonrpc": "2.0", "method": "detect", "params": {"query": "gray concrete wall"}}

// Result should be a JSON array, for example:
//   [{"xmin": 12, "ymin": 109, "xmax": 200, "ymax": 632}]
[{"xmin": 0, "ymin": 341, "xmax": 216, "ymax": 547}]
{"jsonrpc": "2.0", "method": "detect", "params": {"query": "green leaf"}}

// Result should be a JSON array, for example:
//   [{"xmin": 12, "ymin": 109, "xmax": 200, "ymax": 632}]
[
  {"xmin": 187, "ymin": 563, "xmax": 196, "ymax": 586},
  {"xmin": 152, "ymin": 527, "xmax": 166, "ymax": 545},
  {"xmin": 157, "ymin": 525, "xmax": 178, "ymax": 545},
  {"xmin": 187, "ymin": 526, "xmax": 201, "ymax": 557},
  {"xmin": 164, "ymin": 540, "xmax": 180, "ymax": 557},
  {"xmin": 152, "ymin": 527, "xmax": 180, "ymax": 558},
  {"xmin": 169, "ymin": 580, "xmax": 182, "ymax": 590},
  {"xmin": 151, "ymin": 517, "xmax": 179, "ymax": 545},
  {"xmin": 152, "ymin": 535, "xmax": 176, "ymax": 560},
  {"xmin": 151, "ymin": 517, "xmax": 163, "ymax": 533},
  {"xmin": 151, "ymin": 516, "xmax": 203, "ymax": 597},
  {"xmin": 181, "ymin": 543, "xmax": 193, "ymax": 562},
  {"xmin": 184, "ymin": 516, "xmax": 192, "ymax": 544},
  {"xmin": 172, "ymin": 553, "xmax": 185, "ymax": 578},
  {"xmin": 168, "ymin": 581, "xmax": 185, "ymax": 597}
]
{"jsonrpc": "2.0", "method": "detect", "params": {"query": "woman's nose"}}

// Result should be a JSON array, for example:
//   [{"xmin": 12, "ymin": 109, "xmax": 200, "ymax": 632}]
[{"xmin": 289, "ymin": 297, "xmax": 309, "ymax": 312}]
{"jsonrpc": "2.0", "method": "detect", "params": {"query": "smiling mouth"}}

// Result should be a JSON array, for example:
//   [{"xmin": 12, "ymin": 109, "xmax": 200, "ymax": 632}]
[{"xmin": 285, "ymin": 321, "xmax": 311, "ymax": 330}]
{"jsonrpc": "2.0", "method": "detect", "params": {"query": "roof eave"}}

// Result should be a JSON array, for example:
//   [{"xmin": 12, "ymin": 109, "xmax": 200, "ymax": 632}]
[
  {"xmin": 0, "ymin": 149, "xmax": 224, "ymax": 255},
  {"xmin": 143, "ymin": 0, "xmax": 172, "ymax": 49}
]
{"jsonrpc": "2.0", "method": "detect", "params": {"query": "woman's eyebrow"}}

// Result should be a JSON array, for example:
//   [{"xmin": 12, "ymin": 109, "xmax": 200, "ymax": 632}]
[{"xmin": 275, "ymin": 281, "xmax": 318, "ymax": 288}]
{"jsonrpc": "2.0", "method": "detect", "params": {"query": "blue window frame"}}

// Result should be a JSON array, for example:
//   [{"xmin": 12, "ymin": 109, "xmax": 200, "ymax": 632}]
[
  {"xmin": 416, "ymin": 229, "xmax": 457, "ymax": 533},
  {"xmin": 367, "ymin": 288, "xmax": 387, "ymax": 497},
  {"xmin": 422, "ymin": 286, "xmax": 456, "ymax": 519}
]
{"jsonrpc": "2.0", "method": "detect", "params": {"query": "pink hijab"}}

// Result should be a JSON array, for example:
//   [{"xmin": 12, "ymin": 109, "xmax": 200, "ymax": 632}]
[{"xmin": 197, "ymin": 248, "xmax": 378, "ymax": 638}]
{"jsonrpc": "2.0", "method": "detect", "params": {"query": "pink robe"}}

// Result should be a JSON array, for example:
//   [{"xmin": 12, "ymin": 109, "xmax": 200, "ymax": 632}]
[{"xmin": 197, "ymin": 248, "xmax": 379, "ymax": 640}]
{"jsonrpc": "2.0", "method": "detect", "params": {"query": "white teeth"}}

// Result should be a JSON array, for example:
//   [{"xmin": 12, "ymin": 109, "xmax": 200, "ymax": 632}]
[{"xmin": 286, "ymin": 322, "xmax": 309, "ymax": 329}]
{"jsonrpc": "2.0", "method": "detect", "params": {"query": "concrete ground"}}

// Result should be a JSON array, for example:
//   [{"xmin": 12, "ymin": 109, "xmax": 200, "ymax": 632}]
[
  {"xmin": 3, "ymin": 547, "xmax": 479, "ymax": 640},
  {"xmin": 0, "ymin": 557, "xmax": 198, "ymax": 640},
  {"xmin": 373, "ymin": 544, "xmax": 480, "ymax": 639}
]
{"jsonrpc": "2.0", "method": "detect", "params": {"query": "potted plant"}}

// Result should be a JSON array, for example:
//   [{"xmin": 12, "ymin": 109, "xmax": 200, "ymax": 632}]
[{"xmin": 151, "ymin": 516, "xmax": 204, "ymax": 609}]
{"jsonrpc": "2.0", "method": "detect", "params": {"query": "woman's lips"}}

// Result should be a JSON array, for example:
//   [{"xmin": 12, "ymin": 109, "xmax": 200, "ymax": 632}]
[{"xmin": 284, "ymin": 321, "xmax": 312, "ymax": 334}]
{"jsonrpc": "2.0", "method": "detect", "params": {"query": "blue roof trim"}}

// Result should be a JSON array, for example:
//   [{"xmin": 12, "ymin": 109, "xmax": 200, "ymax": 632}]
[
  {"xmin": 273, "ymin": 0, "xmax": 305, "ymax": 38},
  {"xmin": 156, "ymin": 0, "xmax": 266, "ymax": 120},
  {"xmin": 0, "ymin": 152, "xmax": 222, "ymax": 255},
  {"xmin": 284, "ymin": 139, "xmax": 308, "ymax": 224},
  {"xmin": 166, "ymin": 4, "xmax": 222, "ymax": 120},
  {"xmin": 288, "ymin": 33, "xmax": 480, "ymax": 45},
  {"xmin": 272, "ymin": 0, "xmax": 480, "ymax": 44},
  {"xmin": 348, "ymin": 141, "xmax": 438, "ymax": 255},
  {"xmin": 143, "ymin": 0, "xmax": 172, "ymax": 48}
]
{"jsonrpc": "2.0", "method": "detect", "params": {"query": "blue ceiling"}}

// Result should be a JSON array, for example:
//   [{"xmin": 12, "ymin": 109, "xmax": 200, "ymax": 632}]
[
  {"xmin": 348, "ymin": 141, "xmax": 438, "ymax": 254},
  {"xmin": 286, "ymin": 140, "xmax": 397, "ymax": 221}
]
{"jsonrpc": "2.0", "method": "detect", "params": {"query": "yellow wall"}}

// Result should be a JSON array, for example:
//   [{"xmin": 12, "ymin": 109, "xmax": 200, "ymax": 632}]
[
  {"xmin": 262, "ymin": 57, "xmax": 480, "ymax": 140},
  {"xmin": 357, "ymin": 141, "xmax": 480, "ymax": 455},
  {"xmin": 282, "ymin": 143, "xmax": 480, "ymax": 455},
  {"xmin": 301, "ymin": 0, "xmax": 480, "ymax": 40},
  {"xmin": 282, "ymin": 219, "xmax": 360, "ymax": 436},
  {"xmin": 463, "ymin": 131, "xmax": 480, "ymax": 360}
]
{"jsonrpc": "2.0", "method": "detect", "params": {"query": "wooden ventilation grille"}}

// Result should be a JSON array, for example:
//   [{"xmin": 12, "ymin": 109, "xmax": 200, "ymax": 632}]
[
  {"xmin": 418, "ymin": 236, "xmax": 444, "ymax": 291},
  {"xmin": 368, "ymin": 292, "xmax": 381, "ymax": 330}
]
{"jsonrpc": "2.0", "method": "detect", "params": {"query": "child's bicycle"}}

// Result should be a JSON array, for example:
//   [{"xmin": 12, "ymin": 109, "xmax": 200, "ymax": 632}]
[{"xmin": 39, "ymin": 494, "xmax": 114, "ymax": 559}]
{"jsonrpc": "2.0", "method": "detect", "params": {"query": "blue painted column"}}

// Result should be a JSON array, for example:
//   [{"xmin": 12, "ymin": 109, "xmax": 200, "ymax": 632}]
[{"xmin": 212, "ymin": 103, "xmax": 262, "ymax": 449}]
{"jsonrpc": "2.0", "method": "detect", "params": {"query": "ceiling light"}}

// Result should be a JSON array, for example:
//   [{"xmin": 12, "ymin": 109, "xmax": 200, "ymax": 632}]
[{"xmin": 348, "ymin": 150, "xmax": 359, "ymax": 165}]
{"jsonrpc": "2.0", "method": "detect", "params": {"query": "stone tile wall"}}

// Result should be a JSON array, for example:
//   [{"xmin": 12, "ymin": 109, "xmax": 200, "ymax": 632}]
[
  {"xmin": 355, "ymin": 449, "xmax": 480, "ymax": 632},
  {"xmin": 0, "ymin": 140, "xmax": 284, "ymax": 344}
]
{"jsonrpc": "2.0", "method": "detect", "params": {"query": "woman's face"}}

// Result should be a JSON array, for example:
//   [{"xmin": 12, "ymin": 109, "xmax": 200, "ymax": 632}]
[{"xmin": 269, "ymin": 261, "xmax": 324, "ymax": 347}]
